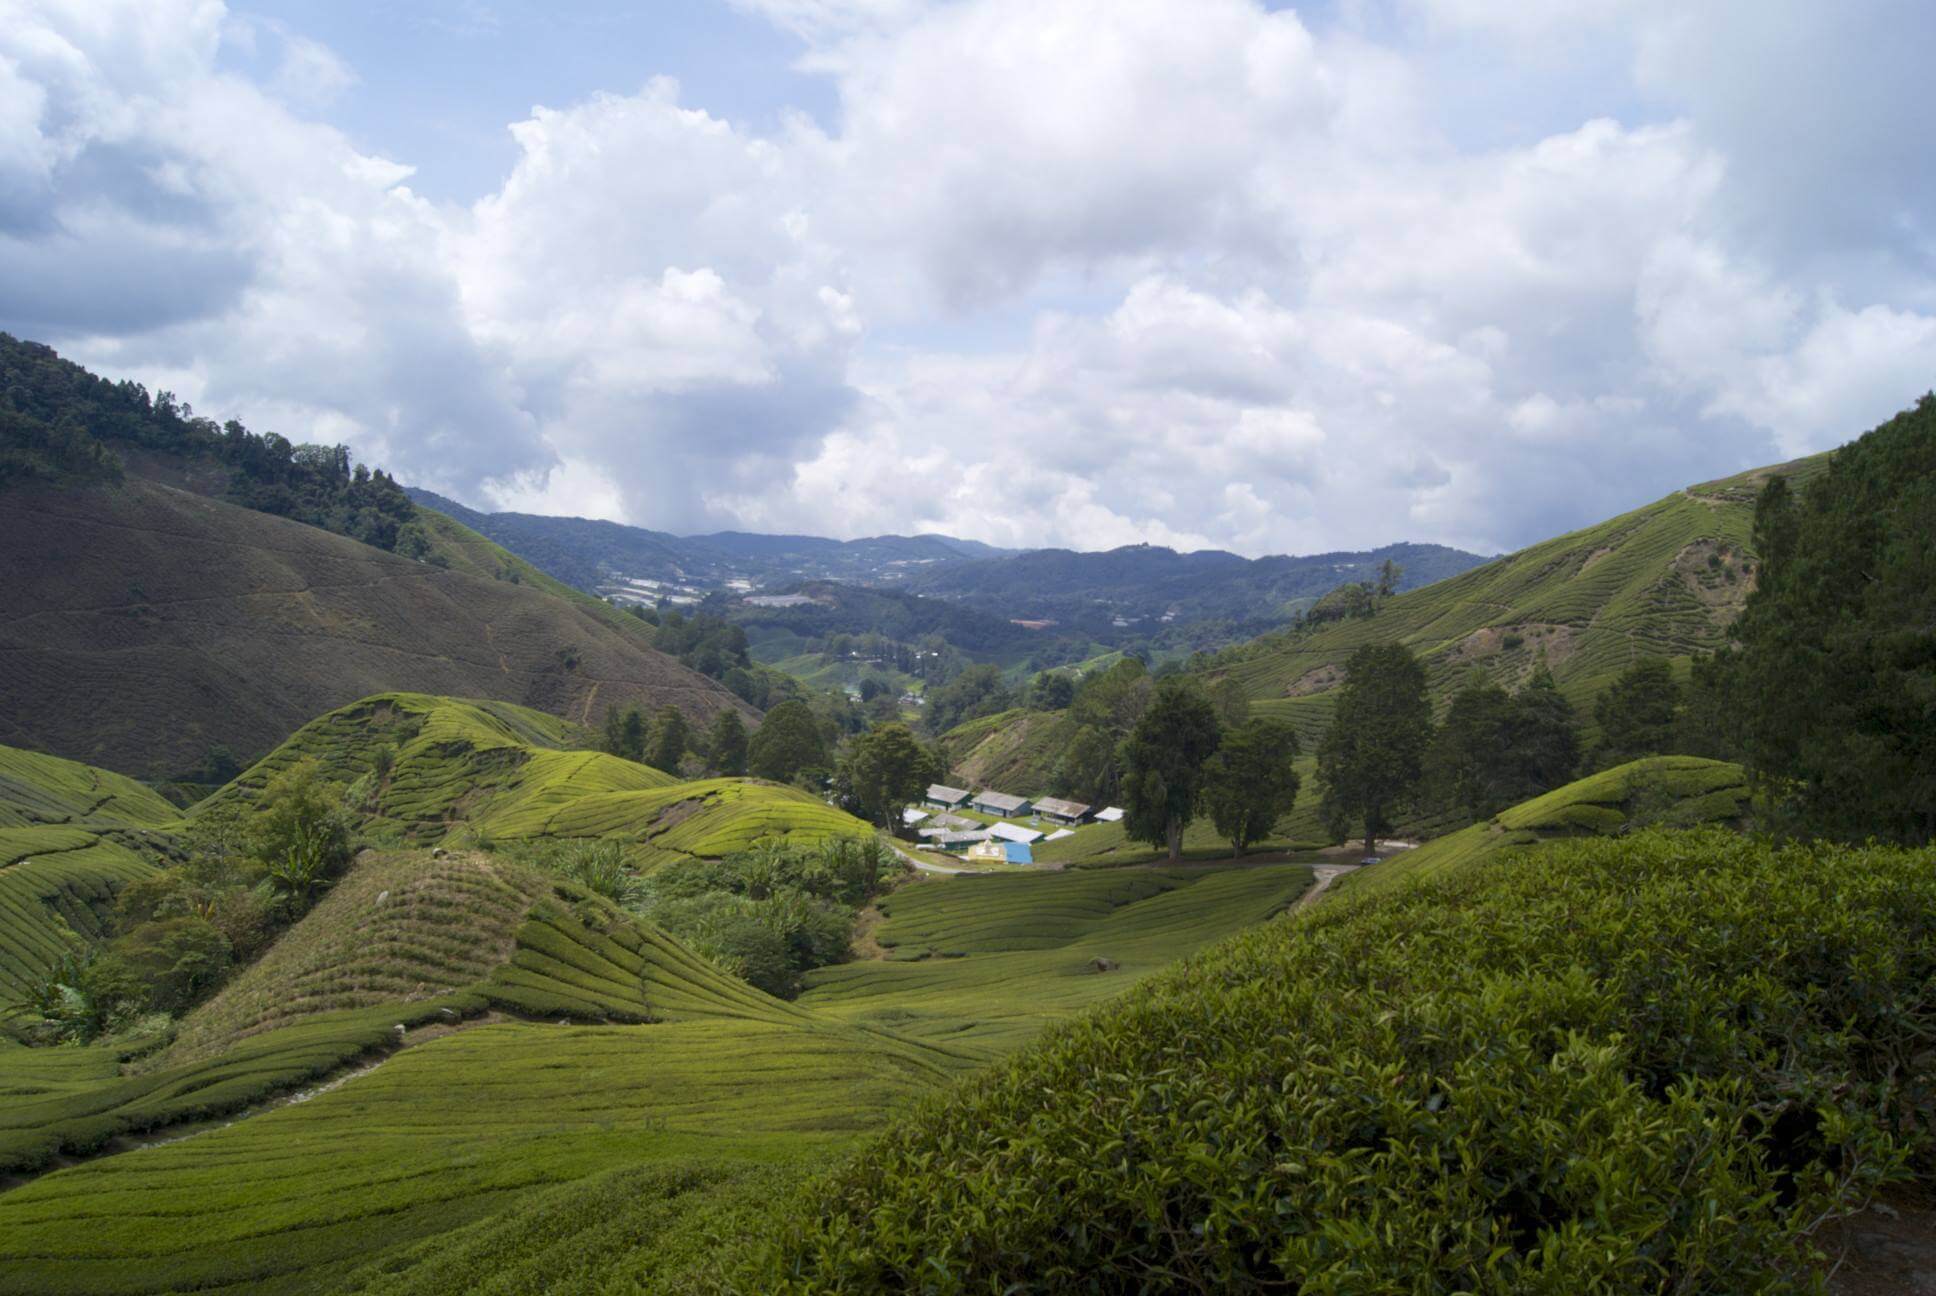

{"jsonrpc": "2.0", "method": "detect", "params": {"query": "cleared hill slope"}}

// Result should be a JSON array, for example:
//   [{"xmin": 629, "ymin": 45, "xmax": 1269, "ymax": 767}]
[
  {"xmin": 0, "ymin": 480, "xmax": 751, "ymax": 777},
  {"xmin": 1210, "ymin": 456, "xmax": 1831, "ymax": 744}
]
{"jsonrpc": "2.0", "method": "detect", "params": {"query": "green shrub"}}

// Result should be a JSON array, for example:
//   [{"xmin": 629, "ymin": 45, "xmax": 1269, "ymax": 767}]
[{"xmin": 719, "ymin": 829, "xmax": 1936, "ymax": 1293}]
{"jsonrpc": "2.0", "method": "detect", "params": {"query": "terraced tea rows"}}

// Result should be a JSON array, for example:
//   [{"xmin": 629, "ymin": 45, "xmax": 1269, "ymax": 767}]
[
  {"xmin": 207, "ymin": 693, "xmax": 871, "ymax": 868},
  {"xmin": 1342, "ymin": 754, "xmax": 1750, "ymax": 896},
  {"xmin": 801, "ymin": 863, "xmax": 1312, "ymax": 1055},
  {"xmin": 1213, "ymin": 457, "xmax": 1832, "ymax": 744},
  {"xmin": 0, "ymin": 828, "xmax": 159, "ymax": 1018},
  {"xmin": 0, "ymin": 746, "xmax": 177, "ymax": 830}
]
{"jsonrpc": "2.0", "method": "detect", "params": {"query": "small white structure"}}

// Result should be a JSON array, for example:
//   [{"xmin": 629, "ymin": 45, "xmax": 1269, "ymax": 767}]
[
  {"xmin": 902, "ymin": 807, "xmax": 930, "ymax": 827},
  {"xmin": 1042, "ymin": 828, "xmax": 1075, "ymax": 842},
  {"xmin": 964, "ymin": 840, "xmax": 1009, "ymax": 865},
  {"xmin": 1095, "ymin": 806, "xmax": 1126, "ymax": 823},
  {"xmin": 971, "ymin": 790, "xmax": 1031, "ymax": 818},
  {"xmin": 987, "ymin": 822, "xmax": 1042, "ymax": 845}
]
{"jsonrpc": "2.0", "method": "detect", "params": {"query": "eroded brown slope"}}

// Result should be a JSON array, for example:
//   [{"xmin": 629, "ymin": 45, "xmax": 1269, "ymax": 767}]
[{"xmin": 0, "ymin": 480, "xmax": 752, "ymax": 776}]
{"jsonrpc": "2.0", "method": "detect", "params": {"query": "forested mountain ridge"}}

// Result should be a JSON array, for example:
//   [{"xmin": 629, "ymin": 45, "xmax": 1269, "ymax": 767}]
[
  {"xmin": 907, "ymin": 539, "xmax": 1489, "ymax": 631},
  {"xmin": 406, "ymin": 487, "xmax": 1013, "ymax": 591}
]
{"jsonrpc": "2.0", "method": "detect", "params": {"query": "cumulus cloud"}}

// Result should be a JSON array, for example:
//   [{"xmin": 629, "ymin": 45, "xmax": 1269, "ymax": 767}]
[{"xmin": 3, "ymin": 0, "xmax": 1935, "ymax": 555}]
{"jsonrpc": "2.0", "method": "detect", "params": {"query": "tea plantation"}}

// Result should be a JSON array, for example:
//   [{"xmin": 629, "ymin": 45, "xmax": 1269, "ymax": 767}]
[
  {"xmin": 714, "ymin": 828, "xmax": 1936, "ymax": 1293},
  {"xmin": 1210, "ymin": 456, "xmax": 1834, "ymax": 746}
]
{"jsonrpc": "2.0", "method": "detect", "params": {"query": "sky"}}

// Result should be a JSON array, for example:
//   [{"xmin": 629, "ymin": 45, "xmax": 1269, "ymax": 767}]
[{"xmin": 4, "ymin": 1, "xmax": 1936, "ymax": 557}]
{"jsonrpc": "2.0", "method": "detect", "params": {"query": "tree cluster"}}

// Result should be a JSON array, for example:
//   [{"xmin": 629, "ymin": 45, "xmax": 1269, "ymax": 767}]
[
  {"xmin": 28, "ymin": 759, "xmax": 356, "ymax": 1044},
  {"xmin": 1705, "ymin": 394, "xmax": 1936, "ymax": 844},
  {"xmin": 1, "ymin": 332, "xmax": 419, "ymax": 552}
]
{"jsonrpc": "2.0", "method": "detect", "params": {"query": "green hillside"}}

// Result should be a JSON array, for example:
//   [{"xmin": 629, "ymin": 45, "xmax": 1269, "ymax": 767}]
[
  {"xmin": 0, "ymin": 743, "xmax": 179, "ymax": 1026},
  {"xmin": 1210, "ymin": 456, "xmax": 1832, "ymax": 746},
  {"xmin": 203, "ymin": 692, "xmax": 866, "ymax": 867},
  {"xmin": 0, "ymin": 832, "xmax": 1308, "ymax": 1293},
  {"xmin": 0, "ymin": 844, "xmax": 961, "ymax": 1294},
  {"xmin": 801, "ymin": 863, "xmax": 1312, "ymax": 1056},
  {"xmin": 710, "ymin": 825, "xmax": 1936, "ymax": 1292},
  {"xmin": 1340, "ymin": 754, "xmax": 1750, "ymax": 895},
  {"xmin": 0, "ymin": 745, "xmax": 177, "ymax": 831}
]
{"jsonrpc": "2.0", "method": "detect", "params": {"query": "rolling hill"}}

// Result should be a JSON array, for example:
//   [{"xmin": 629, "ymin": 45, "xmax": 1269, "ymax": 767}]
[
  {"xmin": 0, "ymin": 479, "xmax": 751, "ymax": 779},
  {"xmin": 0, "ymin": 744, "xmax": 176, "ymax": 1025},
  {"xmin": 1207, "ymin": 455, "xmax": 1834, "ymax": 746},
  {"xmin": 205, "ymin": 692, "xmax": 862, "ymax": 868}
]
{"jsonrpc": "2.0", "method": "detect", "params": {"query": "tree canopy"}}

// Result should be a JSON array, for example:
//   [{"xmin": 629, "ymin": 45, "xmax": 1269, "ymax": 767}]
[
  {"xmin": 1119, "ymin": 678, "xmax": 1223, "ymax": 862},
  {"xmin": 747, "ymin": 699, "xmax": 830, "ymax": 784},
  {"xmin": 835, "ymin": 723, "xmax": 943, "ymax": 830},
  {"xmin": 1725, "ymin": 395, "xmax": 1936, "ymax": 844},
  {"xmin": 1317, "ymin": 643, "xmax": 1432, "ymax": 857},
  {"xmin": 1427, "ymin": 665, "xmax": 1580, "ymax": 822},
  {"xmin": 1590, "ymin": 658, "xmax": 1681, "ymax": 770},
  {"xmin": 1202, "ymin": 718, "xmax": 1301, "ymax": 856}
]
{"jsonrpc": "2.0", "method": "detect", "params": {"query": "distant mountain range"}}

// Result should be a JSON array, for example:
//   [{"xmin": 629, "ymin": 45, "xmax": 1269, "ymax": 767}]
[
  {"xmin": 406, "ymin": 490, "xmax": 1490, "ymax": 646},
  {"xmin": 406, "ymin": 489, "xmax": 1014, "ymax": 594},
  {"xmin": 906, "ymin": 541, "xmax": 1490, "ymax": 634}
]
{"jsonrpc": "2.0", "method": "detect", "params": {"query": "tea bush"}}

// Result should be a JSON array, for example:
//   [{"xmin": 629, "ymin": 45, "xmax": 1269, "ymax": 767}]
[{"xmin": 728, "ymin": 829, "xmax": 1935, "ymax": 1293}]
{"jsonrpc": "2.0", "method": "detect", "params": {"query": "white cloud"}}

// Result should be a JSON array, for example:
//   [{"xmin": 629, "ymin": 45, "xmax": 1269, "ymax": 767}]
[{"xmin": 5, "ymin": 0, "xmax": 1935, "ymax": 558}]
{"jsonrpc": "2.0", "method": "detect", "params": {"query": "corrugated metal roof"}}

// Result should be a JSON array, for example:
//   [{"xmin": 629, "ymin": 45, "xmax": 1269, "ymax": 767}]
[
  {"xmin": 1033, "ymin": 796, "xmax": 1091, "ymax": 819},
  {"xmin": 988, "ymin": 822, "xmax": 1042, "ymax": 844},
  {"xmin": 1095, "ymin": 806, "xmax": 1125, "ymax": 822},
  {"xmin": 972, "ymin": 790, "xmax": 1030, "ymax": 814},
  {"xmin": 926, "ymin": 784, "xmax": 971, "ymax": 803}
]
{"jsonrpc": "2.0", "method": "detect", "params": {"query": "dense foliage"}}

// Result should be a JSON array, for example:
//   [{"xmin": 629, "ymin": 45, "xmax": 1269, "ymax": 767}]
[
  {"xmin": 1119, "ymin": 678, "xmax": 1223, "ymax": 861},
  {"xmin": 833, "ymin": 724, "xmax": 944, "ymax": 830},
  {"xmin": 27, "ymin": 759, "xmax": 355, "ymax": 1044},
  {"xmin": 1, "ymin": 333, "xmax": 420, "ymax": 551},
  {"xmin": 1201, "ymin": 717, "xmax": 1302, "ymax": 855},
  {"xmin": 1427, "ymin": 665, "xmax": 1581, "ymax": 821},
  {"xmin": 1316, "ymin": 642, "xmax": 1432, "ymax": 854},
  {"xmin": 723, "ymin": 829, "xmax": 1936, "ymax": 1292},
  {"xmin": 922, "ymin": 663, "xmax": 1018, "ymax": 735},
  {"xmin": 748, "ymin": 699, "xmax": 833, "ymax": 784},
  {"xmin": 1723, "ymin": 394, "xmax": 1936, "ymax": 844},
  {"xmin": 628, "ymin": 836, "xmax": 898, "ymax": 997}
]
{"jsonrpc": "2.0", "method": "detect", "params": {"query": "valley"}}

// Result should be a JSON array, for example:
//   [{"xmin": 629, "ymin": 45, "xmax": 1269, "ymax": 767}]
[{"xmin": 1, "ymin": 322, "xmax": 1931, "ymax": 1294}]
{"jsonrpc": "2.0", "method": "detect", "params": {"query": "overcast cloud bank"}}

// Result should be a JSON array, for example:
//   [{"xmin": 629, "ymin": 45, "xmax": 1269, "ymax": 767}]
[{"xmin": 4, "ymin": 0, "xmax": 1934, "ymax": 555}]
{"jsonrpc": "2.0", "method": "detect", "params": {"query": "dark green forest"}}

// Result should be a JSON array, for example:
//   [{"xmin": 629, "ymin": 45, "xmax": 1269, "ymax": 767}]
[{"xmin": 0, "ymin": 333, "xmax": 418, "ymax": 552}]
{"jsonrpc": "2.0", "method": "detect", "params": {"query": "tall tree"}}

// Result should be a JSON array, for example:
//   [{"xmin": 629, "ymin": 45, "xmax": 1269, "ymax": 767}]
[
  {"xmin": 1591, "ymin": 658, "xmax": 1681, "ymax": 770},
  {"xmin": 602, "ymin": 706, "xmax": 647, "ymax": 763},
  {"xmin": 747, "ymin": 699, "xmax": 830, "ymax": 783},
  {"xmin": 648, "ymin": 705, "xmax": 691, "ymax": 774},
  {"xmin": 1510, "ymin": 663, "xmax": 1581, "ymax": 793},
  {"xmin": 1425, "ymin": 672, "xmax": 1521, "ymax": 822},
  {"xmin": 1317, "ymin": 643, "xmax": 1432, "ymax": 857},
  {"xmin": 1426, "ymin": 665, "xmax": 1580, "ymax": 823},
  {"xmin": 1728, "ymin": 396, "xmax": 1936, "ymax": 844},
  {"xmin": 1202, "ymin": 718, "xmax": 1301, "ymax": 856},
  {"xmin": 708, "ymin": 709, "xmax": 749, "ymax": 777},
  {"xmin": 1119, "ymin": 678, "xmax": 1223, "ymax": 862},
  {"xmin": 835, "ymin": 724, "xmax": 943, "ymax": 830},
  {"xmin": 1376, "ymin": 558, "xmax": 1404, "ymax": 598}
]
